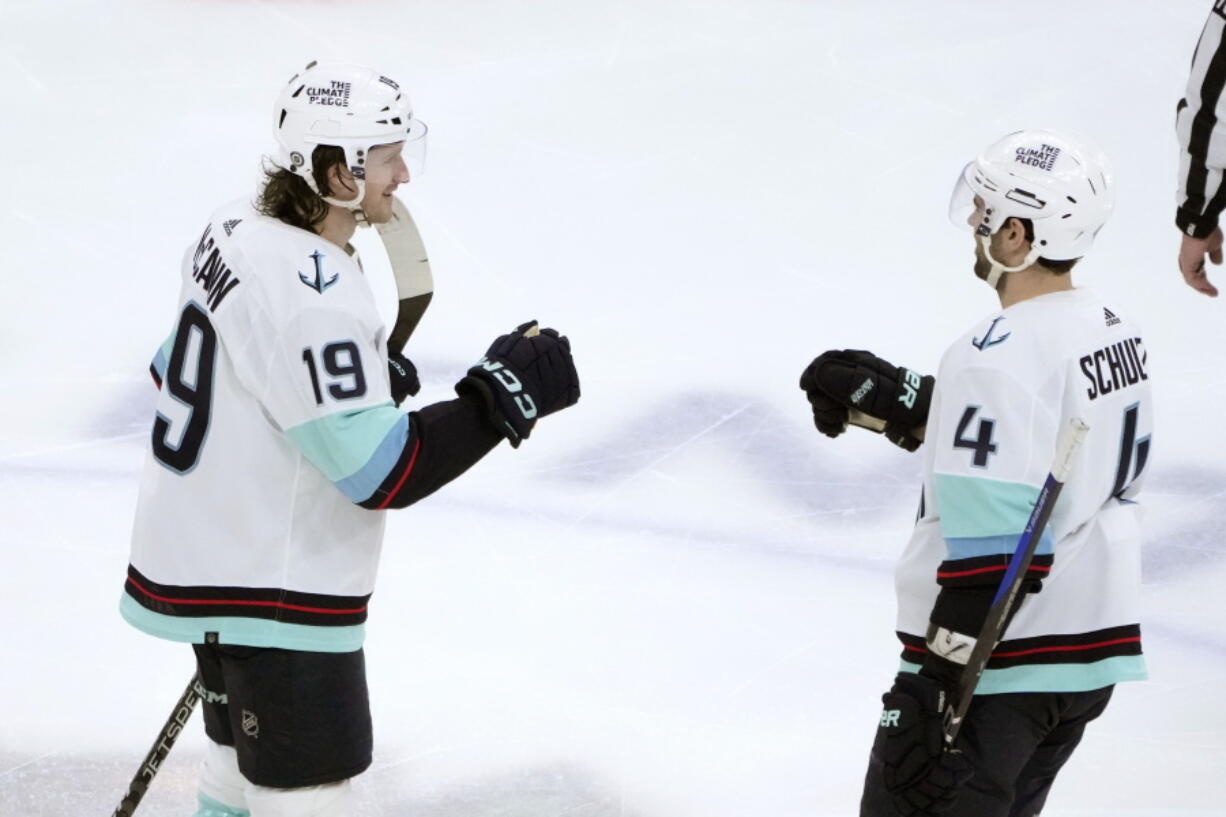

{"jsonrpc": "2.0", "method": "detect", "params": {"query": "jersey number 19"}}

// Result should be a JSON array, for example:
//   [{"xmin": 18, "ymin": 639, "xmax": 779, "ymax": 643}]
[{"xmin": 152, "ymin": 303, "xmax": 217, "ymax": 474}]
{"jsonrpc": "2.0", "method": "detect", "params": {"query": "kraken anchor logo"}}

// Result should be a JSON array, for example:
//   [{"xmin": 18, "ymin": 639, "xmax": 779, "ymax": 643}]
[
  {"xmin": 972, "ymin": 316, "xmax": 1011, "ymax": 351},
  {"xmin": 299, "ymin": 250, "xmax": 339, "ymax": 294}
]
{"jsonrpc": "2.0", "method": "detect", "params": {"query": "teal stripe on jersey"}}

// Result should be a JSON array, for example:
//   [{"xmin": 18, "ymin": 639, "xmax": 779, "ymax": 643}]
[
  {"xmin": 120, "ymin": 593, "xmax": 364, "ymax": 653},
  {"xmin": 336, "ymin": 414, "xmax": 409, "ymax": 502},
  {"xmin": 195, "ymin": 793, "xmax": 251, "ymax": 817},
  {"xmin": 935, "ymin": 474, "xmax": 1040, "ymax": 538},
  {"xmin": 151, "ymin": 348, "xmax": 168, "ymax": 380},
  {"xmin": 151, "ymin": 332, "xmax": 175, "ymax": 380},
  {"xmin": 286, "ymin": 403, "xmax": 406, "ymax": 501},
  {"xmin": 945, "ymin": 531, "xmax": 1055, "ymax": 560},
  {"xmin": 899, "ymin": 654, "xmax": 1147, "ymax": 694}
]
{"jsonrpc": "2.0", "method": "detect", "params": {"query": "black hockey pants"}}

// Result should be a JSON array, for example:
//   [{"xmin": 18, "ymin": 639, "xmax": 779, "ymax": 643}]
[{"xmin": 860, "ymin": 685, "xmax": 1114, "ymax": 817}]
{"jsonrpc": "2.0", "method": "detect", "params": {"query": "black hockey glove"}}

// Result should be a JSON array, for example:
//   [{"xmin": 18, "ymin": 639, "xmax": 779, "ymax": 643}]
[
  {"xmin": 798, "ymin": 349, "xmax": 933, "ymax": 452},
  {"xmin": 456, "ymin": 321, "xmax": 580, "ymax": 447},
  {"xmin": 799, "ymin": 386, "xmax": 850, "ymax": 439},
  {"xmin": 388, "ymin": 350, "xmax": 421, "ymax": 407},
  {"xmin": 874, "ymin": 672, "xmax": 973, "ymax": 816}
]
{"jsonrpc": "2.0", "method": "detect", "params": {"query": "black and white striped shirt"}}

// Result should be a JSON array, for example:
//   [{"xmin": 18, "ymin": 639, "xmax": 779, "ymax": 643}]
[{"xmin": 1177, "ymin": 2, "xmax": 1226, "ymax": 238}]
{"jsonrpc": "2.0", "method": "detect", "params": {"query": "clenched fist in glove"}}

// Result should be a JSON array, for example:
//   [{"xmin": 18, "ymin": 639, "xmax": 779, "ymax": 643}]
[
  {"xmin": 870, "ymin": 673, "xmax": 973, "ymax": 816},
  {"xmin": 387, "ymin": 350, "xmax": 420, "ymax": 406},
  {"xmin": 456, "ymin": 321, "xmax": 580, "ymax": 447},
  {"xmin": 798, "ymin": 349, "xmax": 933, "ymax": 452}
]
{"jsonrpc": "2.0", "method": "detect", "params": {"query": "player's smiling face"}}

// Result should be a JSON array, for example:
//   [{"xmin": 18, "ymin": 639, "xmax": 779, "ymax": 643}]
[{"xmin": 359, "ymin": 142, "xmax": 411, "ymax": 223}]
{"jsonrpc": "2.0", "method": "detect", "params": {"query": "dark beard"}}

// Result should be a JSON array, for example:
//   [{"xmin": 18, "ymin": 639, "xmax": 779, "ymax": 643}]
[
  {"xmin": 973, "ymin": 244, "xmax": 1008, "ymax": 294},
  {"xmin": 974, "ymin": 252, "xmax": 991, "ymax": 281}
]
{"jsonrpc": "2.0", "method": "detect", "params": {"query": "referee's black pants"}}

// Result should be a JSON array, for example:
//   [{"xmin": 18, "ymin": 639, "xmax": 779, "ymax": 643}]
[{"xmin": 860, "ymin": 685, "xmax": 1114, "ymax": 817}]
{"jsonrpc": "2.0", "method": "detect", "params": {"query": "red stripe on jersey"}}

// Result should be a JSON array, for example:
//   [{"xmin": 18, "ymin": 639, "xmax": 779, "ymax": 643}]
[
  {"xmin": 937, "ymin": 563, "xmax": 1051, "ymax": 579},
  {"xmin": 377, "ymin": 437, "xmax": 422, "ymax": 510},
  {"xmin": 904, "ymin": 636, "xmax": 1141, "ymax": 659},
  {"xmin": 126, "ymin": 575, "xmax": 367, "ymax": 616},
  {"xmin": 990, "ymin": 636, "xmax": 1142, "ymax": 659}
]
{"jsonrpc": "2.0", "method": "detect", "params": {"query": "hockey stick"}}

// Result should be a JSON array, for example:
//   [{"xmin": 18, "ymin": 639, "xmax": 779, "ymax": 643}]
[
  {"xmin": 848, "ymin": 409, "xmax": 887, "ymax": 432},
  {"xmin": 111, "ymin": 672, "xmax": 206, "ymax": 817},
  {"xmin": 378, "ymin": 196, "xmax": 433, "ymax": 355},
  {"xmin": 941, "ymin": 417, "xmax": 1090, "ymax": 746}
]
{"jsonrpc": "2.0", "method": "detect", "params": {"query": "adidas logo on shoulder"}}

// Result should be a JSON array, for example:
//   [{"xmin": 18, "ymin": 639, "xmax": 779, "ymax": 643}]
[
  {"xmin": 222, "ymin": 219, "xmax": 243, "ymax": 237},
  {"xmin": 1103, "ymin": 307, "xmax": 1121, "ymax": 327}
]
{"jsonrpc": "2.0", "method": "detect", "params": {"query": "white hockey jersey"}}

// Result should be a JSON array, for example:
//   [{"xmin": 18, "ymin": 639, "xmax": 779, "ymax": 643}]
[
  {"xmin": 122, "ymin": 200, "xmax": 410, "ymax": 652},
  {"xmin": 895, "ymin": 287, "xmax": 1151, "ymax": 694}
]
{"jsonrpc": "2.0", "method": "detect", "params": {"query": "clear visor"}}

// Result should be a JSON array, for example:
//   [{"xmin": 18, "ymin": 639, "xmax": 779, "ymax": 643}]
[
  {"xmin": 948, "ymin": 162, "xmax": 987, "ymax": 234},
  {"xmin": 403, "ymin": 118, "xmax": 428, "ymax": 178},
  {"xmin": 302, "ymin": 116, "xmax": 429, "ymax": 178}
]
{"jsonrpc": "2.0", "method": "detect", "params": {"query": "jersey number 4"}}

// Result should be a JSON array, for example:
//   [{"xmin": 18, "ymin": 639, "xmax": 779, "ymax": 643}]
[
  {"xmin": 954, "ymin": 406, "xmax": 998, "ymax": 467},
  {"xmin": 1113, "ymin": 403, "xmax": 1150, "ymax": 497},
  {"xmin": 152, "ymin": 303, "xmax": 217, "ymax": 473}
]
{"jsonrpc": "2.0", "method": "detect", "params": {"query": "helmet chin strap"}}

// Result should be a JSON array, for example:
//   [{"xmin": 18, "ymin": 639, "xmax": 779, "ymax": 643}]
[
  {"xmin": 978, "ymin": 233, "xmax": 1041, "ymax": 289},
  {"xmin": 321, "ymin": 179, "xmax": 370, "ymax": 228},
  {"xmin": 299, "ymin": 167, "xmax": 371, "ymax": 228}
]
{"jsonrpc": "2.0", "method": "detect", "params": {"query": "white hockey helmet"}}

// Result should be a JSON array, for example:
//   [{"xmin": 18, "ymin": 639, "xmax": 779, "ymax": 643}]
[
  {"xmin": 948, "ymin": 129, "xmax": 1113, "ymax": 287},
  {"xmin": 273, "ymin": 61, "xmax": 428, "ymax": 214}
]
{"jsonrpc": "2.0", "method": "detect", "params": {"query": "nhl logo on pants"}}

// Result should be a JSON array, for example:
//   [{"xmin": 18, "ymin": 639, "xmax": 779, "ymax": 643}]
[{"xmin": 241, "ymin": 709, "xmax": 260, "ymax": 739}]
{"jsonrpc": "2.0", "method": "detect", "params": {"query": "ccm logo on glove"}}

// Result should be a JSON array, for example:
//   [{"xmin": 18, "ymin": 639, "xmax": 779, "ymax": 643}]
[{"xmin": 474, "ymin": 357, "xmax": 538, "ymax": 420}]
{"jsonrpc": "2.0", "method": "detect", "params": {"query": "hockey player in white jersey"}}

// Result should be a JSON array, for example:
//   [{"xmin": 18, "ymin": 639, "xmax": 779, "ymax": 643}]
[
  {"xmin": 122, "ymin": 62, "xmax": 580, "ymax": 817},
  {"xmin": 798, "ymin": 131, "xmax": 1150, "ymax": 816}
]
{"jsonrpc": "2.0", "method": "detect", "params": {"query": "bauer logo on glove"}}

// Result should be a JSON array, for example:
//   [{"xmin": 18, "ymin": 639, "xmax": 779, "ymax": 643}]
[{"xmin": 799, "ymin": 349, "xmax": 933, "ymax": 452}]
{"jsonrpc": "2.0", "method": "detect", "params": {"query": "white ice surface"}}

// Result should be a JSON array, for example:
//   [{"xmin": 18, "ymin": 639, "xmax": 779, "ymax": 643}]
[{"xmin": 2, "ymin": 1, "xmax": 1225, "ymax": 815}]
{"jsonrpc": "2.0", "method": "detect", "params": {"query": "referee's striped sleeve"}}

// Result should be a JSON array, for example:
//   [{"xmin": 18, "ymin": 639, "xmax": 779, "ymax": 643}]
[{"xmin": 1177, "ymin": 3, "xmax": 1226, "ymax": 239}]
